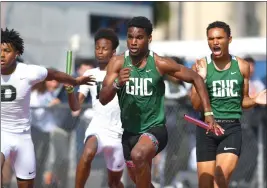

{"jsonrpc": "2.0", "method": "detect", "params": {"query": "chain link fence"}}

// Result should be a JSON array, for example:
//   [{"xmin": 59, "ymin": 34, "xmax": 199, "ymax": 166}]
[{"xmin": 3, "ymin": 99, "xmax": 266, "ymax": 188}]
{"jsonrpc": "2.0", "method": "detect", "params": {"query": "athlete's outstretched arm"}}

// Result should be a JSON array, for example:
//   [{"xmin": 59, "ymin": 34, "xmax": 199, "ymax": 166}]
[
  {"xmin": 156, "ymin": 55, "xmax": 212, "ymax": 112},
  {"xmin": 46, "ymin": 68, "xmax": 95, "ymax": 86},
  {"xmin": 66, "ymin": 91, "xmax": 86, "ymax": 111},
  {"xmin": 190, "ymin": 63, "xmax": 203, "ymax": 111},
  {"xmin": 99, "ymin": 55, "xmax": 123, "ymax": 105}
]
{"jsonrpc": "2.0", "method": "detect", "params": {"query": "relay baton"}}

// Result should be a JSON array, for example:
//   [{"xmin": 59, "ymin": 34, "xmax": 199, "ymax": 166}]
[
  {"xmin": 66, "ymin": 50, "xmax": 72, "ymax": 75},
  {"xmin": 184, "ymin": 114, "xmax": 223, "ymax": 136}
]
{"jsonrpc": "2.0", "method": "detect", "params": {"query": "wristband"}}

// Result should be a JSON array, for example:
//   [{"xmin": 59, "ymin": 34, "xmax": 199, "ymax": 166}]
[
  {"xmin": 65, "ymin": 86, "xmax": 74, "ymax": 93},
  {"xmin": 204, "ymin": 111, "xmax": 213, "ymax": 116},
  {"xmin": 113, "ymin": 81, "xmax": 121, "ymax": 90}
]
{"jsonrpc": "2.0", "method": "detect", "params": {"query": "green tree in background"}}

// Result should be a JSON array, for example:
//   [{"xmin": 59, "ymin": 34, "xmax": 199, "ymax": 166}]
[{"xmin": 153, "ymin": 2, "xmax": 170, "ymax": 26}]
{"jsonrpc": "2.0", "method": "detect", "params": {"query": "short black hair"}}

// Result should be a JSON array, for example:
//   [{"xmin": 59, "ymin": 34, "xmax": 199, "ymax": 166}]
[
  {"xmin": 244, "ymin": 56, "xmax": 255, "ymax": 64},
  {"xmin": 206, "ymin": 21, "xmax": 231, "ymax": 37},
  {"xmin": 94, "ymin": 28, "xmax": 119, "ymax": 50},
  {"xmin": 1, "ymin": 28, "xmax": 24, "ymax": 55},
  {"xmin": 127, "ymin": 16, "xmax": 153, "ymax": 36}
]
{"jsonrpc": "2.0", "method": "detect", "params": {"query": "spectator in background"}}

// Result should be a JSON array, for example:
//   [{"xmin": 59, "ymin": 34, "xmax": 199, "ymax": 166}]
[
  {"xmin": 245, "ymin": 56, "xmax": 266, "ymax": 186},
  {"xmin": 244, "ymin": 56, "xmax": 265, "ymax": 97},
  {"xmin": 72, "ymin": 59, "xmax": 96, "ymax": 163},
  {"xmin": 30, "ymin": 79, "xmax": 60, "ymax": 188},
  {"xmin": 43, "ymin": 59, "xmax": 95, "ymax": 188}
]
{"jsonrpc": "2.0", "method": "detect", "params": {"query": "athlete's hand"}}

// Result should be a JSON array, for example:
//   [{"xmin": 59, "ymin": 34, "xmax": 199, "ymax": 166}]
[
  {"xmin": 118, "ymin": 67, "xmax": 131, "ymax": 87},
  {"xmin": 253, "ymin": 89, "xmax": 267, "ymax": 105},
  {"xmin": 75, "ymin": 75, "xmax": 95, "ymax": 86},
  {"xmin": 205, "ymin": 115, "xmax": 225, "ymax": 136},
  {"xmin": 195, "ymin": 59, "xmax": 207, "ymax": 80}
]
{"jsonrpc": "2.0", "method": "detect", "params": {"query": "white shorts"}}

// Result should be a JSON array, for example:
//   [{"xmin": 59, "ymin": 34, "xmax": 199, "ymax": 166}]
[
  {"xmin": 84, "ymin": 121, "xmax": 125, "ymax": 172},
  {"xmin": 1, "ymin": 130, "xmax": 36, "ymax": 179}
]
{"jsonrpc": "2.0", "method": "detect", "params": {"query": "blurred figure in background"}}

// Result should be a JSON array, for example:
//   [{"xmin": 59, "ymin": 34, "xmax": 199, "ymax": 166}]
[
  {"xmin": 73, "ymin": 59, "xmax": 96, "ymax": 163},
  {"xmin": 30, "ymin": 79, "xmax": 60, "ymax": 188},
  {"xmin": 42, "ymin": 60, "xmax": 94, "ymax": 188},
  {"xmin": 153, "ymin": 56, "xmax": 194, "ymax": 187},
  {"xmin": 232, "ymin": 56, "xmax": 266, "ymax": 186},
  {"xmin": 244, "ymin": 56, "xmax": 265, "ymax": 97}
]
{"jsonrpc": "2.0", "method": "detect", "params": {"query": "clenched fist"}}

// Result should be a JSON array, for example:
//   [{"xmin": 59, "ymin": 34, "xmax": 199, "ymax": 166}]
[{"xmin": 118, "ymin": 67, "xmax": 131, "ymax": 87}]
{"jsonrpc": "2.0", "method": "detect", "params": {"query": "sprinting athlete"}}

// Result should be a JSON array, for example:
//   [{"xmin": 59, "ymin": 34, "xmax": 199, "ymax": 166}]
[
  {"xmin": 1, "ymin": 28, "xmax": 95, "ymax": 188},
  {"xmin": 190, "ymin": 21, "xmax": 266, "ymax": 188},
  {"xmin": 66, "ymin": 28, "xmax": 124, "ymax": 188},
  {"xmin": 99, "ymin": 16, "xmax": 222, "ymax": 188}
]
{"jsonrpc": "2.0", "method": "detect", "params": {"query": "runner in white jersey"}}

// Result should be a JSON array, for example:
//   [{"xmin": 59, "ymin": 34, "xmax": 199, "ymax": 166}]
[
  {"xmin": 65, "ymin": 28, "xmax": 124, "ymax": 188},
  {"xmin": 1, "ymin": 28, "xmax": 95, "ymax": 188}
]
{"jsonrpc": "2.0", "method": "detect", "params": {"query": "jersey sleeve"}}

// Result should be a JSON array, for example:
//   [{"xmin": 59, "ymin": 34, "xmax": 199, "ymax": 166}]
[
  {"xmin": 78, "ymin": 69, "xmax": 94, "ymax": 97},
  {"xmin": 27, "ymin": 64, "xmax": 48, "ymax": 85}
]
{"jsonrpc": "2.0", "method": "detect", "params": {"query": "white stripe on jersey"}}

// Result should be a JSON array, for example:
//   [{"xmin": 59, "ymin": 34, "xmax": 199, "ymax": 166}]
[
  {"xmin": 1, "ymin": 63, "xmax": 48, "ymax": 133},
  {"xmin": 78, "ymin": 68, "xmax": 123, "ymax": 135}
]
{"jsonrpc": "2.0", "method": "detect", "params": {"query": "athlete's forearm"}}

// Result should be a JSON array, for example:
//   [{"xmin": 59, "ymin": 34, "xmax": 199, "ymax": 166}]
[
  {"xmin": 242, "ymin": 96, "xmax": 257, "ymax": 109},
  {"xmin": 192, "ymin": 76, "xmax": 212, "ymax": 112},
  {"xmin": 190, "ymin": 86, "xmax": 202, "ymax": 111},
  {"xmin": 99, "ymin": 85, "xmax": 117, "ymax": 105},
  {"xmin": 67, "ymin": 92, "xmax": 81, "ymax": 111},
  {"xmin": 46, "ymin": 69, "xmax": 77, "ymax": 86}
]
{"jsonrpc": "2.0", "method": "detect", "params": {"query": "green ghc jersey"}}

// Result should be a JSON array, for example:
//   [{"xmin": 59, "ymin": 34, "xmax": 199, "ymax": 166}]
[
  {"xmin": 117, "ymin": 50, "xmax": 166, "ymax": 133},
  {"xmin": 205, "ymin": 55, "xmax": 244, "ymax": 119}
]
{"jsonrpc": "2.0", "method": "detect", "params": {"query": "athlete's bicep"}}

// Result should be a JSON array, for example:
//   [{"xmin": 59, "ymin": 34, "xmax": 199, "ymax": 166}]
[
  {"xmin": 157, "ymin": 56, "xmax": 199, "ymax": 83},
  {"xmin": 102, "ymin": 56, "xmax": 122, "ymax": 87}
]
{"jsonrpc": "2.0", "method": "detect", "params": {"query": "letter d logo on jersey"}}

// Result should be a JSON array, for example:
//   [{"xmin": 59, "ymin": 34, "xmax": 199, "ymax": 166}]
[
  {"xmin": 212, "ymin": 80, "xmax": 238, "ymax": 97},
  {"xmin": 1, "ymin": 85, "xmax": 17, "ymax": 102},
  {"xmin": 126, "ymin": 78, "xmax": 152, "ymax": 96}
]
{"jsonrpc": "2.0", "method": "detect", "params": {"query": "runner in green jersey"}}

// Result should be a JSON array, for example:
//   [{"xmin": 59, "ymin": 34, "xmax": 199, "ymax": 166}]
[
  {"xmin": 99, "ymin": 16, "xmax": 221, "ymax": 188},
  {"xmin": 190, "ymin": 21, "xmax": 267, "ymax": 188}
]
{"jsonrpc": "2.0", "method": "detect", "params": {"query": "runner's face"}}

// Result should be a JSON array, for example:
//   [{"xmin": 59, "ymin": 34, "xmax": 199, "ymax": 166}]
[
  {"xmin": 95, "ymin": 38, "xmax": 114, "ymax": 64},
  {"xmin": 1, "ymin": 43, "xmax": 18, "ymax": 72},
  {"xmin": 207, "ymin": 28, "xmax": 232, "ymax": 59},
  {"xmin": 127, "ymin": 27, "xmax": 151, "ymax": 57}
]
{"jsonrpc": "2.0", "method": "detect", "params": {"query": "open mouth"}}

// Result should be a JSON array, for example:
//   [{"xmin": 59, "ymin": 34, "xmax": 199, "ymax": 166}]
[
  {"xmin": 130, "ymin": 48, "xmax": 138, "ymax": 53},
  {"xmin": 213, "ymin": 46, "xmax": 222, "ymax": 56}
]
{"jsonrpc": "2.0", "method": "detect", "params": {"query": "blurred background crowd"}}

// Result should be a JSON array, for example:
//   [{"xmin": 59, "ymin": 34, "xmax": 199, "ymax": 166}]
[{"xmin": 1, "ymin": 1, "xmax": 266, "ymax": 188}]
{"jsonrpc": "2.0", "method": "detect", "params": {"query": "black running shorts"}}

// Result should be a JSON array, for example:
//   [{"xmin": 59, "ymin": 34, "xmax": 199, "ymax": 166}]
[
  {"xmin": 122, "ymin": 125, "xmax": 168, "ymax": 163},
  {"xmin": 196, "ymin": 119, "xmax": 242, "ymax": 162}
]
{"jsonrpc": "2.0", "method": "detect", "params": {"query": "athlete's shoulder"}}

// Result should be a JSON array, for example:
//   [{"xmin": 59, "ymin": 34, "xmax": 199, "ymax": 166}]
[
  {"xmin": 153, "ymin": 53, "xmax": 171, "ymax": 65},
  {"xmin": 235, "ymin": 56, "xmax": 250, "ymax": 76},
  {"xmin": 14, "ymin": 63, "xmax": 46, "ymax": 75},
  {"xmin": 107, "ymin": 54, "xmax": 124, "ymax": 71},
  {"xmin": 22, "ymin": 62, "xmax": 44, "ymax": 69},
  {"xmin": 235, "ymin": 56, "xmax": 249, "ymax": 66},
  {"xmin": 16, "ymin": 62, "xmax": 28, "ymax": 68},
  {"xmin": 83, "ymin": 68, "xmax": 99, "ymax": 77},
  {"xmin": 23, "ymin": 63, "xmax": 47, "ymax": 73}
]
